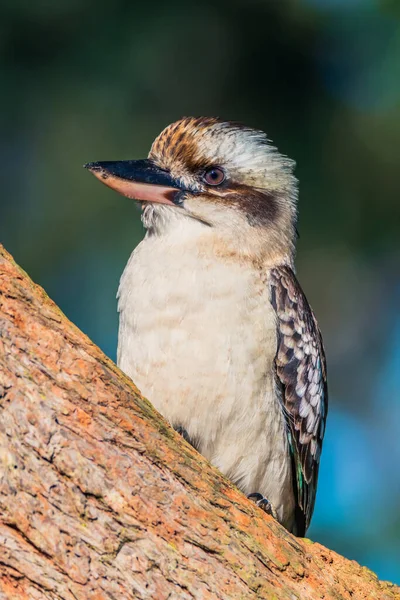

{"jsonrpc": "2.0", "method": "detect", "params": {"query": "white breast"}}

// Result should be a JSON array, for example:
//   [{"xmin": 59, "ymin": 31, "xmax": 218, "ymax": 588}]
[{"xmin": 117, "ymin": 215, "xmax": 294, "ymax": 527}]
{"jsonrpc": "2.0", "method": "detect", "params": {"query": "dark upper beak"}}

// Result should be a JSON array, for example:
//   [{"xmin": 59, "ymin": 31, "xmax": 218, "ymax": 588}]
[{"xmin": 84, "ymin": 159, "xmax": 184, "ymax": 205}]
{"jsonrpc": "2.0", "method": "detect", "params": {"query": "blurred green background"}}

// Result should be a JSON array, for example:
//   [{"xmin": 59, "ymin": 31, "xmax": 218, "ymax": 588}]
[{"xmin": 1, "ymin": 0, "xmax": 399, "ymax": 584}]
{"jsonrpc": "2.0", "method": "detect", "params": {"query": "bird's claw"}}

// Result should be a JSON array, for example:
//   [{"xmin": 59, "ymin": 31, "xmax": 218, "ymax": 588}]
[
  {"xmin": 247, "ymin": 493, "xmax": 278, "ymax": 519},
  {"xmin": 173, "ymin": 425, "xmax": 199, "ymax": 451}
]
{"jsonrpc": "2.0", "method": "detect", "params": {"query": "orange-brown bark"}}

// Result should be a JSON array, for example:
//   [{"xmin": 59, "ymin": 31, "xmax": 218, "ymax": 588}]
[{"xmin": 0, "ymin": 243, "xmax": 398, "ymax": 600}]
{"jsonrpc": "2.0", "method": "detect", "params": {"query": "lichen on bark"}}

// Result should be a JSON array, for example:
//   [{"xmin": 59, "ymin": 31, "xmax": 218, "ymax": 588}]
[{"xmin": 0, "ymin": 244, "xmax": 398, "ymax": 600}]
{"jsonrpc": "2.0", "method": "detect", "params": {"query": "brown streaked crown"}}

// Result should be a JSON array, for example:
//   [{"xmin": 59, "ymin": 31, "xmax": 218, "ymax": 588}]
[
  {"xmin": 149, "ymin": 117, "xmax": 224, "ymax": 171},
  {"xmin": 149, "ymin": 117, "xmax": 297, "ymax": 198}
]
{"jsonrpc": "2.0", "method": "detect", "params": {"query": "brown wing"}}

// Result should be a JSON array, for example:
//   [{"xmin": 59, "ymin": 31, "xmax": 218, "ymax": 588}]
[{"xmin": 270, "ymin": 265, "xmax": 328, "ymax": 536}]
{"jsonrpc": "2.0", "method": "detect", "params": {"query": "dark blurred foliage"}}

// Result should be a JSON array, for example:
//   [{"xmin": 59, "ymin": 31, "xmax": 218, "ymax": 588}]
[{"xmin": 1, "ymin": 0, "xmax": 399, "ymax": 583}]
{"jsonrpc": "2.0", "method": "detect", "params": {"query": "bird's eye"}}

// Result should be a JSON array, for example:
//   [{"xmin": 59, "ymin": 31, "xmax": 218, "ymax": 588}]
[{"xmin": 203, "ymin": 167, "xmax": 225, "ymax": 186}]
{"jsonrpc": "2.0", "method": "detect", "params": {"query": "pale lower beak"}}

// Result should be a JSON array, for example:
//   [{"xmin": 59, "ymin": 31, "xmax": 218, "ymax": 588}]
[{"xmin": 84, "ymin": 159, "xmax": 183, "ymax": 205}]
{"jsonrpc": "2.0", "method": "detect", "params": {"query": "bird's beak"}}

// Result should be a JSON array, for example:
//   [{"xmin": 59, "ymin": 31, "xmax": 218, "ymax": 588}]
[{"xmin": 84, "ymin": 159, "xmax": 183, "ymax": 205}]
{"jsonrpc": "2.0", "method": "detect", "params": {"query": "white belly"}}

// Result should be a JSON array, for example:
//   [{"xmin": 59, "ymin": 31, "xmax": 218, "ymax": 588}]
[{"xmin": 117, "ymin": 226, "xmax": 294, "ymax": 527}]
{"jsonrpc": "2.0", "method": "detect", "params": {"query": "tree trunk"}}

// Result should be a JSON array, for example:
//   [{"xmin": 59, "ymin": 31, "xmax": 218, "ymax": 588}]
[{"xmin": 0, "ymin": 243, "xmax": 398, "ymax": 600}]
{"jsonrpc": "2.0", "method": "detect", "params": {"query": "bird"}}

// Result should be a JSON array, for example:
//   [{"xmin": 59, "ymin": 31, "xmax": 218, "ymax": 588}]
[{"xmin": 85, "ymin": 116, "xmax": 328, "ymax": 537}]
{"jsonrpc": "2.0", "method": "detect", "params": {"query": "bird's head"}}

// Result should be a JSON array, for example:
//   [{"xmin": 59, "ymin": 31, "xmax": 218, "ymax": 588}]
[{"xmin": 86, "ymin": 117, "xmax": 298, "ymax": 264}]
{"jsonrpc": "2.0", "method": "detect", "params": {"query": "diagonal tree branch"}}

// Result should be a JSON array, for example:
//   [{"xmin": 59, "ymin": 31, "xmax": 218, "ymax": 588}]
[{"xmin": 0, "ymin": 244, "xmax": 398, "ymax": 600}]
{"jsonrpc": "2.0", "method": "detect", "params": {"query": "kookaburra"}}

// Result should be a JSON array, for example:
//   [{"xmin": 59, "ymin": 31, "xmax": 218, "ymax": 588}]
[{"xmin": 85, "ymin": 117, "xmax": 328, "ymax": 536}]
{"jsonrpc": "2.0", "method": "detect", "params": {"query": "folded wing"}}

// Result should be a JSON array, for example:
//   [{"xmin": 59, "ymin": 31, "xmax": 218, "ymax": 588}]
[{"xmin": 270, "ymin": 266, "xmax": 328, "ymax": 536}]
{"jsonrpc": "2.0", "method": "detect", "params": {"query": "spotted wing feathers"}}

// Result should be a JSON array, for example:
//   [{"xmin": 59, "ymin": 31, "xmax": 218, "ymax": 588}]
[{"xmin": 270, "ymin": 266, "xmax": 328, "ymax": 536}]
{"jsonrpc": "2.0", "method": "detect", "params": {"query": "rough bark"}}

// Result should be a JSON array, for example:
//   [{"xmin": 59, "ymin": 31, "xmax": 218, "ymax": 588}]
[{"xmin": 0, "ymin": 243, "xmax": 398, "ymax": 600}]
